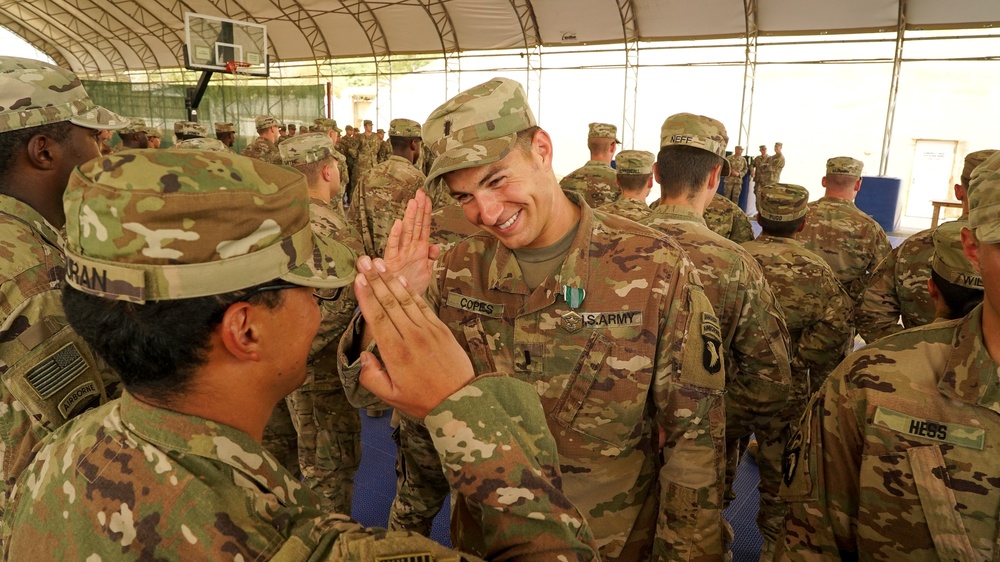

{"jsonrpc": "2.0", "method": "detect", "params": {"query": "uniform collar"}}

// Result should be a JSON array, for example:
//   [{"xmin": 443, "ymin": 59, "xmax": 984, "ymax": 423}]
[
  {"xmin": 488, "ymin": 194, "xmax": 593, "ymax": 313},
  {"xmin": 118, "ymin": 390, "xmax": 307, "ymax": 506},
  {"xmin": 756, "ymin": 233, "xmax": 803, "ymax": 247},
  {"xmin": 388, "ymin": 155, "xmax": 413, "ymax": 165},
  {"xmin": 0, "ymin": 194, "xmax": 63, "ymax": 249},
  {"xmin": 940, "ymin": 306, "xmax": 1000, "ymax": 416},
  {"xmin": 585, "ymin": 160, "xmax": 613, "ymax": 169},
  {"xmin": 651, "ymin": 203, "xmax": 707, "ymax": 226},
  {"xmin": 817, "ymin": 196, "xmax": 856, "ymax": 208}
]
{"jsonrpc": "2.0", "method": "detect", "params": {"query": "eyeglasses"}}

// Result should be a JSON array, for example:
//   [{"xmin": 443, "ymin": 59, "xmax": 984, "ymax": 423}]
[{"xmin": 236, "ymin": 282, "xmax": 342, "ymax": 305}]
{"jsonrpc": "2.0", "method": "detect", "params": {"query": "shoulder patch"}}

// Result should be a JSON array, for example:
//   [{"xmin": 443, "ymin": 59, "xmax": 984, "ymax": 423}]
[{"xmin": 701, "ymin": 312, "xmax": 722, "ymax": 374}]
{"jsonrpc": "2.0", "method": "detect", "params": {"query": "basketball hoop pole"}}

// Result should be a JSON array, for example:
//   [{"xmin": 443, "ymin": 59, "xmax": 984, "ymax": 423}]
[{"xmin": 185, "ymin": 70, "xmax": 214, "ymax": 121}]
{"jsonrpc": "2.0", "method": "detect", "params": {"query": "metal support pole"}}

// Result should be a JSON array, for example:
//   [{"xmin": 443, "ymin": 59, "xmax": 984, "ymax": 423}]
[
  {"xmin": 879, "ymin": 0, "xmax": 907, "ymax": 176},
  {"xmin": 523, "ymin": 46, "xmax": 542, "ymax": 120},
  {"xmin": 375, "ymin": 53, "xmax": 392, "ymax": 129},
  {"xmin": 186, "ymin": 70, "xmax": 213, "ymax": 120},
  {"xmin": 738, "ymin": 0, "xmax": 759, "ymax": 149},
  {"xmin": 617, "ymin": 0, "xmax": 639, "ymax": 148}
]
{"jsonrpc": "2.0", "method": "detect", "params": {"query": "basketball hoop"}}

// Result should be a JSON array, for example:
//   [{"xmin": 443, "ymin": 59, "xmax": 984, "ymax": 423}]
[{"xmin": 225, "ymin": 60, "xmax": 252, "ymax": 74}]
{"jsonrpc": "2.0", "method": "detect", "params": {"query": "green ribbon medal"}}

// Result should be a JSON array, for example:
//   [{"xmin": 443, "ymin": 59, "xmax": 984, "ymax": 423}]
[{"xmin": 561, "ymin": 285, "xmax": 586, "ymax": 333}]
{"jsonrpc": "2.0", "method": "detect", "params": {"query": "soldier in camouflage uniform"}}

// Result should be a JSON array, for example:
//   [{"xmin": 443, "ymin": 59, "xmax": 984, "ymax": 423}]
[
  {"xmin": 278, "ymin": 133, "xmax": 364, "ymax": 513},
  {"xmin": 241, "ymin": 115, "xmax": 282, "ymax": 164},
  {"xmin": 173, "ymin": 120, "xmax": 207, "ymax": 142},
  {"xmin": 642, "ymin": 113, "xmax": 791, "ymax": 552},
  {"xmin": 597, "ymin": 149, "xmax": 654, "ymax": 222},
  {"xmin": 315, "ymin": 117, "xmax": 351, "ymax": 192},
  {"xmin": 337, "ymin": 125, "xmax": 360, "ymax": 201},
  {"xmin": 377, "ymin": 127, "xmax": 392, "ymax": 162},
  {"xmin": 111, "ymin": 118, "xmax": 148, "ymax": 152},
  {"xmin": 723, "ymin": 145, "xmax": 748, "ymax": 204},
  {"xmin": 147, "ymin": 126, "xmax": 162, "ymax": 148},
  {"xmin": 340, "ymin": 78, "xmax": 729, "ymax": 561},
  {"xmin": 2, "ymin": 148, "xmax": 600, "ymax": 561},
  {"xmin": 798, "ymin": 156, "xmax": 892, "ymax": 303},
  {"xmin": 770, "ymin": 142, "xmax": 786, "ymax": 183},
  {"xmin": 559, "ymin": 122, "xmax": 622, "ymax": 208},
  {"xmin": 751, "ymin": 144, "xmax": 770, "ymax": 194},
  {"xmin": 215, "ymin": 121, "xmax": 236, "ymax": 148},
  {"xmin": 926, "ymin": 220, "xmax": 984, "ymax": 320},
  {"xmin": 856, "ymin": 149, "xmax": 996, "ymax": 343},
  {"xmin": 741, "ymin": 183, "xmax": 852, "ymax": 558},
  {"xmin": 775, "ymin": 151, "xmax": 1000, "ymax": 562},
  {"xmin": 0, "ymin": 56, "xmax": 127, "ymax": 524},
  {"xmin": 351, "ymin": 119, "xmax": 383, "ymax": 194},
  {"xmin": 703, "ymin": 192, "xmax": 754, "ymax": 243},
  {"xmin": 173, "ymin": 137, "xmax": 232, "ymax": 152},
  {"xmin": 348, "ymin": 118, "xmax": 428, "ymax": 258}
]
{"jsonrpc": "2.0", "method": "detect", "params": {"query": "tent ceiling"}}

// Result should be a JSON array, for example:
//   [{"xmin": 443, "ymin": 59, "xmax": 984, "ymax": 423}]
[{"xmin": 1, "ymin": 0, "xmax": 999, "ymax": 79}]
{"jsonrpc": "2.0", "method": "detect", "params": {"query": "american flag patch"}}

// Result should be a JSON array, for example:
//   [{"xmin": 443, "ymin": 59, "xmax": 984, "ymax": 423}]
[
  {"xmin": 375, "ymin": 555, "xmax": 433, "ymax": 562},
  {"xmin": 26, "ymin": 343, "xmax": 88, "ymax": 399}
]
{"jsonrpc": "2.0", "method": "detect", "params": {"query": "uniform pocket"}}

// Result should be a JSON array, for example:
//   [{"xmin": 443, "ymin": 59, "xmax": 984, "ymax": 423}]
[{"xmin": 550, "ymin": 332, "xmax": 649, "ymax": 450}]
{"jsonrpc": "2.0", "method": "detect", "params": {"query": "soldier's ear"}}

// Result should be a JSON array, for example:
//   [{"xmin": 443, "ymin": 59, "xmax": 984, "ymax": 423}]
[
  {"xmin": 25, "ymin": 133, "xmax": 59, "ymax": 170},
  {"xmin": 961, "ymin": 226, "xmax": 981, "ymax": 273},
  {"xmin": 530, "ymin": 129, "xmax": 553, "ymax": 169},
  {"xmin": 653, "ymin": 162, "xmax": 662, "ymax": 185}
]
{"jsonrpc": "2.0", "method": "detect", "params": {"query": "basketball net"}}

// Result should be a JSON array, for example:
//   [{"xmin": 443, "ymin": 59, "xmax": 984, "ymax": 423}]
[{"xmin": 226, "ymin": 61, "xmax": 252, "ymax": 126}]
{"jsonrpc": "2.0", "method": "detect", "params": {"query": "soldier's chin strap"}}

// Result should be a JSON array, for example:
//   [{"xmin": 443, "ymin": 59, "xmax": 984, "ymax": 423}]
[{"xmin": 63, "ymin": 225, "xmax": 313, "ymax": 304}]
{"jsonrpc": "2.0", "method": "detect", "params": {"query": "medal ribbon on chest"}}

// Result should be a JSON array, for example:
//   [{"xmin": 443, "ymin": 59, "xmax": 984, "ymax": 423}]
[{"xmin": 561, "ymin": 285, "xmax": 586, "ymax": 333}]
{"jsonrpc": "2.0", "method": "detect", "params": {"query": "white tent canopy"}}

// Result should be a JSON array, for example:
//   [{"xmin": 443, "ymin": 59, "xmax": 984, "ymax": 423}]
[{"xmin": 2, "ymin": 0, "xmax": 999, "ymax": 79}]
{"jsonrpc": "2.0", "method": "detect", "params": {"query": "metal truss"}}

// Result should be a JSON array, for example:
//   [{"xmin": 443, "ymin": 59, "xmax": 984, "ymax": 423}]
[
  {"xmin": 737, "ymin": 0, "xmax": 759, "ymax": 149},
  {"xmin": 879, "ymin": 0, "xmax": 907, "ymax": 176},
  {"xmin": 509, "ymin": 0, "xmax": 542, "ymax": 118},
  {"xmin": 617, "ymin": 0, "xmax": 639, "ymax": 148}
]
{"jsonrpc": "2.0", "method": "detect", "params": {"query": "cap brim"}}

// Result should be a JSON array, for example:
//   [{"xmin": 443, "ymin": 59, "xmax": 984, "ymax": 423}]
[
  {"xmin": 425, "ymin": 133, "xmax": 517, "ymax": 189},
  {"xmin": 721, "ymin": 157, "xmax": 731, "ymax": 177},
  {"xmin": 70, "ymin": 105, "xmax": 129, "ymax": 131},
  {"xmin": 280, "ymin": 232, "xmax": 357, "ymax": 290}
]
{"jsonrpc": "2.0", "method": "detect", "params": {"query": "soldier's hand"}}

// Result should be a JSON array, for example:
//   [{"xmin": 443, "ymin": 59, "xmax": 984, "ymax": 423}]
[
  {"xmin": 382, "ymin": 189, "xmax": 440, "ymax": 296},
  {"xmin": 354, "ymin": 255, "xmax": 474, "ymax": 419}
]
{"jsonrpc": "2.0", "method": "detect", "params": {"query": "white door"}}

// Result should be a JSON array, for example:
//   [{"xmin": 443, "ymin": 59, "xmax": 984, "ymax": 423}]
[{"xmin": 904, "ymin": 140, "xmax": 957, "ymax": 226}]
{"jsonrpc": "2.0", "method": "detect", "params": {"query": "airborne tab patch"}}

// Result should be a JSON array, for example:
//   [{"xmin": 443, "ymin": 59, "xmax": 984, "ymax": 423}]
[
  {"xmin": 873, "ymin": 406, "xmax": 985, "ymax": 451},
  {"xmin": 445, "ymin": 292, "xmax": 504, "ymax": 318}
]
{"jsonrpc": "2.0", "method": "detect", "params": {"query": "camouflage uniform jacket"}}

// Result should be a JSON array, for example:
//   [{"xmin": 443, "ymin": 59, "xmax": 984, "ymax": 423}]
[
  {"xmin": 559, "ymin": 160, "xmax": 621, "ymax": 208},
  {"xmin": 241, "ymin": 136, "xmax": 282, "ymax": 165},
  {"xmin": 752, "ymin": 155, "xmax": 770, "ymax": 185},
  {"xmin": 347, "ymin": 155, "xmax": 426, "ymax": 257},
  {"xmin": 597, "ymin": 196, "xmax": 652, "ymax": 223},
  {"xmin": 776, "ymin": 305, "xmax": 1000, "ymax": 562},
  {"xmin": 639, "ymin": 205, "xmax": 791, "ymax": 541},
  {"xmin": 856, "ymin": 223, "xmax": 951, "ymax": 343},
  {"xmin": 340, "ymin": 201, "xmax": 729, "ymax": 561},
  {"xmin": 377, "ymin": 140, "xmax": 391, "ymax": 163},
  {"xmin": 770, "ymin": 154, "xmax": 785, "ymax": 183},
  {"xmin": 703, "ymin": 193, "xmax": 754, "ymax": 243},
  {"xmin": 430, "ymin": 202, "xmax": 483, "ymax": 254},
  {"xmin": 3, "ymin": 379, "xmax": 601, "ymax": 561},
  {"xmin": 726, "ymin": 154, "xmax": 748, "ymax": 181},
  {"xmin": 0, "ymin": 196, "xmax": 115, "ymax": 520},
  {"xmin": 351, "ymin": 133, "xmax": 382, "ymax": 182},
  {"xmin": 741, "ymin": 235, "xmax": 852, "ymax": 401},
  {"xmin": 797, "ymin": 196, "xmax": 892, "ymax": 303}
]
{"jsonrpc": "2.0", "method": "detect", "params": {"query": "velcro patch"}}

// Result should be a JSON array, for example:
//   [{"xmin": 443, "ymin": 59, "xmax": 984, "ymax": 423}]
[
  {"xmin": 375, "ymin": 554, "xmax": 434, "ymax": 562},
  {"xmin": 874, "ymin": 406, "xmax": 985, "ymax": 451},
  {"xmin": 579, "ymin": 311, "xmax": 643, "ymax": 328},
  {"xmin": 445, "ymin": 292, "xmax": 504, "ymax": 318},
  {"xmin": 58, "ymin": 381, "xmax": 100, "ymax": 418},
  {"xmin": 25, "ymin": 343, "xmax": 88, "ymax": 399}
]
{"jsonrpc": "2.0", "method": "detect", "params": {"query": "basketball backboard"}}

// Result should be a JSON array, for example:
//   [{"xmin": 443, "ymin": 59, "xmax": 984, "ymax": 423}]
[{"xmin": 185, "ymin": 13, "xmax": 268, "ymax": 76}]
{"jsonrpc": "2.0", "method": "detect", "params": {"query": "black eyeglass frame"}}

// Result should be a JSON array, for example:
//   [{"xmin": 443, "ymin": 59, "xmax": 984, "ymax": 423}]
[{"xmin": 235, "ymin": 282, "xmax": 342, "ymax": 304}]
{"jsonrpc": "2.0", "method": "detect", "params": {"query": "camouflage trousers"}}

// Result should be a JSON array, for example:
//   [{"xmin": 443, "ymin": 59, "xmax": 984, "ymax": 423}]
[
  {"xmin": 285, "ymin": 372, "xmax": 362, "ymax": 515},
  {"xmin": 722, "ymin": 177, "xmax": 743, "ymax": 205},
  {"xmin": 388, "ymin": 416, "xmax": 450, "ymax": 535}
]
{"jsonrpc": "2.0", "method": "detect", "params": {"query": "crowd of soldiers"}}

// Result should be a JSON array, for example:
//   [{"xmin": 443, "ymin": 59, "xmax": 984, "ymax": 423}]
[{"xmin": 0, "ymin": 54, "xmax": 996, "ymax": 562}]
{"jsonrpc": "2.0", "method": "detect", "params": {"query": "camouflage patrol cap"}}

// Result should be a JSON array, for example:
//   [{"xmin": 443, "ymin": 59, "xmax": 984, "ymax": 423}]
[
  {"xmin": 774, "ymin": 142, "xmax": 783, "ymax": 148},
  {"xmin": 659, "ymin": 112, "xmax": 731, "ymax": 175},
  {"xmin": 616, "ymin": 150, "xmax": 654, "ymax": 175},
  {"xmin": 931, "ymin": 221, "xmax": 982, "ymax": 289},
  {"xmin": 826, "ymin": 156, "xmax": 864, "ymax": 177},
  {"xmin": 118, "ymin": 118, "xmax": 148, "ymax": 135},
  {"xmin": 147, "ymin": 127, "xmax": 162, "ymax": 139},
  {"xmin": 961, "ymin": 149, "xmax": 997, "ymax": 184},
  {"xmin": 214, "ymin": 122, "xmax": 235, "ymax": 134},
  {"xmin": 62, "ymin": 150, "xmax": 356, "ymax": 304},
  {"xmin": 968, "ymin": 151, "xmax": 1000, "ymax": 244},
  {"xmin": 173, "ymin": 137, "xmax": 230, "ymax": 152},
  {"xmin": 174, "ymin": 121, "xmax": 207, "ymax": 137},
  {"xmin": 758, "ymin": 183, "xmax": 809, "ymax": 222},
  {"xmin": 423, "ymin": 77, "xmax": 537, "ymax": 187},
  {"xmin": 255, "ymin": 115, "xmax": 280, "ymax": 131},
  {"xmin": 314, "ymin": 118, "xmax": 341, "ymax": 133},
  {"xmin": 376, "ymin": 128, "xmax": 385, "ymax": 134},
  {"xmin": 588, "ymin": 122, "xmax": 620, "ymax": 143},
  {"xmin": 280, "ymin": 132, "xmax": 338, "ymax": 166},
  {"xmin": 0, "ymin": 56, "xmax": 128, "ymax": 134},
  {"xmin": 389, "ymin": 118, "xmax": 421, "ymax": 138},
  {"xmin": 759, "ymin": 145, "xmax": 766, "ymax": 150},
  {"xmin": 363, "ymin": 119, "xmax": 373, "ymax": 126}
]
